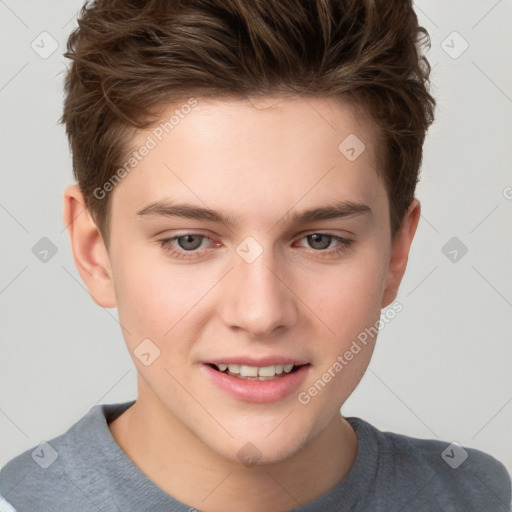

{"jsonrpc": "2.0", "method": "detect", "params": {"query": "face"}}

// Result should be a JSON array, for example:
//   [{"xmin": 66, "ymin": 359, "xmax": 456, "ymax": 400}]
[{"xmin": 105, "ymin": 96, "xmax": 395, "ymax": 463}]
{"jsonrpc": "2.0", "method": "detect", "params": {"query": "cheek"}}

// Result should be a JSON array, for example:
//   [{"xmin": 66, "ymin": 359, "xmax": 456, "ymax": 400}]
[
  {"xmin": 296, "ymin": 269, "xmax": 383, "ymax": 417},
  {"xmin": 302, "ymin": 249, "xmax": 387, "ymax": 405},
  {"xmin": 305, "ymin": 249, "xmax": 387, "ymax": 341},
  {"xmin": 112, "ymin": 261, "xmax": 205, "ymax": 394},
  {"xmin": 112, "ymin": 254, "xmax": 216, "ymax": 350}
]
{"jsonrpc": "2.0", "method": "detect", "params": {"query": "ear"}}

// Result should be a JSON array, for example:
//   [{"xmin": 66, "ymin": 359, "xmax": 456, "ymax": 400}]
[
  {"xmin": 381, "ymin": 199, "xmax": 421, "ymax": 308},
  {"xmin": 62, "ymin": 185, "xmax": 117, "ymax": 308}
]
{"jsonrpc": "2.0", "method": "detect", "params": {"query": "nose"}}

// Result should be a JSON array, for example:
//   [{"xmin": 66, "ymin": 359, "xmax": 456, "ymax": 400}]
[{"xmin": 219, "ymin": 247, "xmax": 298, "ymax": 339}]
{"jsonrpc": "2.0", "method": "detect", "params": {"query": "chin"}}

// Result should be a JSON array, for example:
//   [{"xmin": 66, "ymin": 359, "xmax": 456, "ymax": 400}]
[{"xmin": 207, "ymin": 425, "xmax": 313, "ymax": 467}]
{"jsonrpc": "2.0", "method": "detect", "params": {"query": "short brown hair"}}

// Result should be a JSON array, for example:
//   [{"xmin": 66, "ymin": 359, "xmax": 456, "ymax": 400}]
[{"xmin": 61, "ymin": 0, "xmax": 435, "ymax": 247}]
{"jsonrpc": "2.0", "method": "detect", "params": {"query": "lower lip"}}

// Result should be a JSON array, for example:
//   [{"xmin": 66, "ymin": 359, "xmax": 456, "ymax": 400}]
[{"xmin": 202, "ymin": 364, "xmax": 310, "ymax": 403}]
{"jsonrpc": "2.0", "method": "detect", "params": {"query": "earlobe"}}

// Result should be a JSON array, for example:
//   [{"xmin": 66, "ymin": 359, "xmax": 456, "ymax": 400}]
[
  {"xmin": 381, "ymin": 199, "xmax": 421, "ymax": 308},
  {"xmin": 62, "ymin": 185, "xmax": 117, "ymax": 308}
]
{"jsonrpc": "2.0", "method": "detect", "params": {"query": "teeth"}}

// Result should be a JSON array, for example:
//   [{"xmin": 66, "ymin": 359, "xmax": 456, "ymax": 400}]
[
  {"xmin": 258, "ymin": 365, "xmax": 276, "ymax": 377},
  {"xmin": 216, "ymin": 363, "xmax": 300, "ymax": 377},
  {"xmin": 240, "ymin": 365, "xmax": 258, "ymax": 377}
]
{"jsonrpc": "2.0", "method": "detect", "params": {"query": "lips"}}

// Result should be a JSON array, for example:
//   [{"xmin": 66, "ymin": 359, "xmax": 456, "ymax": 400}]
[
  {"xmin": 202, "ymin": 359, "xmax": 311, "ymax": 402},
  {"xmin": 208, "ymin": 362, "xmax": 305, "ymax": 380},
  {"xmin": 205, "ymin": 356, "xmax": 310, "ymax": 367}
]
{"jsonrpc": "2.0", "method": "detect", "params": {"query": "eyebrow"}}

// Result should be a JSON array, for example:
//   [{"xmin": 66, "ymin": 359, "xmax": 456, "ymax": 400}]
[{"xmin": 136, "ymin": 199, "xmax": 372, "ymax": 228}]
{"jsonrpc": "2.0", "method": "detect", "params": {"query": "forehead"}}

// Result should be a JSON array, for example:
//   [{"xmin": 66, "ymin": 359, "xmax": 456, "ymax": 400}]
[
  {"xmin": 146, "ymin": 95, "xmax": 381, "ymax": 158},
  {"xmin": 111, "ymin": 95, "xmax": 386, "ymax": 225}
]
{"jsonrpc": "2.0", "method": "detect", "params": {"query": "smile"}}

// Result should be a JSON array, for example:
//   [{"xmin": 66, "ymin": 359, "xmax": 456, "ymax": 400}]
[
  {"xmin": 203, "ymin": 362, "xmax": 311, "ymax": 402},
  {"xmin": 210, "ymin": 363, "xmax": 304, "ymax": 380}
]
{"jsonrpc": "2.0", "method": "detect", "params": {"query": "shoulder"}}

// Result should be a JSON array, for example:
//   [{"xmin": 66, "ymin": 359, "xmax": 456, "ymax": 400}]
[
  {"xmin": 0, "ymin": 401, "xmax": 134, "ymax": 512},
  {"xmin": 348, "ymin": 417, "xmax": 511, "ymax": 511},
  {"xmin": 0, "ymin": 429, "xmax": 73, "ymax": 511}
]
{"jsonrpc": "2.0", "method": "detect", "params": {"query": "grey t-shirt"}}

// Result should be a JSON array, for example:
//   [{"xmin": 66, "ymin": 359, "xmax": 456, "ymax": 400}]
[{"xmin": 1, "ymin": 400, "xmax": 510, "ymax": 511}]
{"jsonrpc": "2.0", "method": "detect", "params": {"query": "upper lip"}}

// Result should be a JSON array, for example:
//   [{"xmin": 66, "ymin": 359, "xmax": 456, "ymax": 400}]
[{"xmin": 205, "ymin": 356, "xmax": 310, "ymax": 367}]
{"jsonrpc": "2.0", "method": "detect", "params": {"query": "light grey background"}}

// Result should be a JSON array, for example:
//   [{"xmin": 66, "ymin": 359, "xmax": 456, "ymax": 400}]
[{"xmin": 1, "ymin": 0, "xmax": 511, "ymax": 475}]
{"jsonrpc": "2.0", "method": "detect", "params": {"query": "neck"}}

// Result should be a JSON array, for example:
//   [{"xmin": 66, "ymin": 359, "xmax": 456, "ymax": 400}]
[{"xmin": 108, "ymin": 386, "xmax": 357, "ymax": 511}]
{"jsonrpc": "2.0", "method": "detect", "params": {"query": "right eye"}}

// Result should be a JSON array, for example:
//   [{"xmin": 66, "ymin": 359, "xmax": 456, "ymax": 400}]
[{"xmin": 158, "ymin": 233, "xmax": 219, "ymax": 259}]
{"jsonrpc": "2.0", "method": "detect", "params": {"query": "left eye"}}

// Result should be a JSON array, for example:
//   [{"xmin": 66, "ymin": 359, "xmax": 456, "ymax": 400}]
[{"xmin": 300, "ymin": 233, "xmax": 338, "ymax": 250}]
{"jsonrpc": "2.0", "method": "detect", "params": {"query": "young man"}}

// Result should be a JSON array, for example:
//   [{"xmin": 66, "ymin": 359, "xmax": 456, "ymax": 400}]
[{"xmin": 1, "ymin": 0, "xmax": 510, "ymax": 510}]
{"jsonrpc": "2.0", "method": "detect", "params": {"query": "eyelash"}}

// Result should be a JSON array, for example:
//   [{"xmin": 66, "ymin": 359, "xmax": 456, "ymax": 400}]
[{"xmin": 157, "ymin": 232, "xmax": 353, "ymax": 260}]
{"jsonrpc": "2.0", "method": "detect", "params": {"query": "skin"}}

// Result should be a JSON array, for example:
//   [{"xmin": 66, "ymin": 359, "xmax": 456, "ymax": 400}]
[{"xmin": 63, "ymin": 95, "xmax": 420, "ymax": 512}]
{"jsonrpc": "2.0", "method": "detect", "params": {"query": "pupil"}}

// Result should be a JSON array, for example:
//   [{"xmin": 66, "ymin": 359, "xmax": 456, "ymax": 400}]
[
  {"xmin": 309, "ymin": 234, "xmax": 330, "ymax": 250},
  {"xmin": 179, "ymin": 235, "xmax": 202, "ymax": 250}
]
